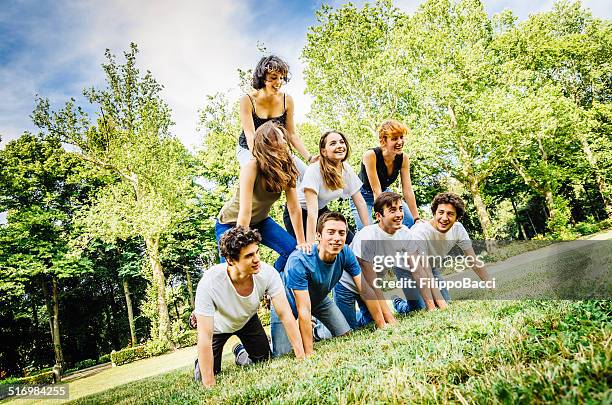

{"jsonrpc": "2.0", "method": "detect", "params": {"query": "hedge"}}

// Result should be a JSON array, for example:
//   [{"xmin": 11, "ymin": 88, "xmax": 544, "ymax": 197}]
[
  {"xmin": 176, "ymin": 331, "xmax": 197, "ymax": 348},
  {"xmin": 111, "ymin": 345, "xmax": 148, "ymax": 366}
]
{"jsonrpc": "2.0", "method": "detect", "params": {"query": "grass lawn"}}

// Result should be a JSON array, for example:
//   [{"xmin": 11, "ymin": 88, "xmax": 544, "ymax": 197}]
[{"xmin": 69, "ymin": 299, "xmax": 611, "ymax": 404}]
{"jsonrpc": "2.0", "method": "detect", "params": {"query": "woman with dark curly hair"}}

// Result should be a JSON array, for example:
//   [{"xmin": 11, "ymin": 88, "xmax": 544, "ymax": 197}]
[
  {"xmin": 218, "ymin": 121, "xmax": 310, "ymax": 272},
  {"xmin": 237, "ymin": 55, "xmax": 315, "ymax": 171}
]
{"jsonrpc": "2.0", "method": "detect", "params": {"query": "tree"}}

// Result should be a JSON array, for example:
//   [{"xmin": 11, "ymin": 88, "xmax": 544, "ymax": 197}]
[
  {"xmin": 493, "ymin": 1, "xmax": 612, "ymax": 217},
  {"xmin": 0, "ymin": 134, "xmax": 93, "ymax": 370},
  {"xmin": 32, "ymin": 44, "xmax": 195, "ymax": 343},
  {"xmin": 302, "ymin": 0, "xmax": 503, "ymax": 241}
]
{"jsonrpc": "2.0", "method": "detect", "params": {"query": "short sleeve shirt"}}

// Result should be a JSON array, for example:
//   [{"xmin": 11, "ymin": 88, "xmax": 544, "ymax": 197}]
[
  {"xmin": 340, "ymin": 224, "xmax": 418, "ymax": 294},
  {"xmin": 194, "ymin": 262, "xmax": 284, "ymax": 334},
  {"xmin": 283, "ymin": 244, "xmax": 361, "ymax": 315},
  {"xmin": 297, "ymin": 161, "xmax": 362, "ymax": 209},
  {"xmin": 410, "ymin": 221, "xmax": 473, "ymax": 257}
]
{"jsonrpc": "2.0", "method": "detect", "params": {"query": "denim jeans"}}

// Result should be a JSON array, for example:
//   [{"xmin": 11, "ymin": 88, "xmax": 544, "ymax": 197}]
[
  {"xmin": 215, "ymin": 217, "xmax": 296, "ymax": 272},
  {"xmin": 270, "ymin": 295, "xmax": 351, "ymax": 357},
  {"xmin": 350, "ymin": 188, "xmax": 414, "ymax": 230},
  {"xmin": 393, "ymin": 267, "xmax": 451, "ymax": 314},
  {"xmin": 333, "ymin": 282, "xmax": 373, "ymax": 329}
]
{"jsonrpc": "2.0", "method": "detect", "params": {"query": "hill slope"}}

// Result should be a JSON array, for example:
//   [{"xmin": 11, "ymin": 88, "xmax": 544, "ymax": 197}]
[{"xmin": 72, "ymin": 299, "xmax": 610, "ymax": 404}]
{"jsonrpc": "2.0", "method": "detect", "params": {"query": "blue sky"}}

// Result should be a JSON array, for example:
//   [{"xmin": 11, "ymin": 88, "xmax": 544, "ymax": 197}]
[{"xmin": 1, "ymin": 0, "xmax": 610, "ymax": 151}]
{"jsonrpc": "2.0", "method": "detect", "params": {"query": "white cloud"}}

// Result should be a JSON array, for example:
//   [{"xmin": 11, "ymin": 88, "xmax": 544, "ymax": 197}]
[{"xmin": 1, "ymin": 0, "xmax": 609, "ymax": 151}]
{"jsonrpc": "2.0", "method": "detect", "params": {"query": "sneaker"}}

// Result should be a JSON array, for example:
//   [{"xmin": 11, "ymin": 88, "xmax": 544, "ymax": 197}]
[{"xmin": 193, "ymin": 359, "xmax": 201, "ymax": 383}]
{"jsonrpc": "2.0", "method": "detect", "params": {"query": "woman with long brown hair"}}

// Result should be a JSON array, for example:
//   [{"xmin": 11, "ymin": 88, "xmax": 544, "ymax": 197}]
[
  {"xmin": 217, "ymin": 120, "xmax": 309, "ymax": 272},
  {"xmin": 283, "ymin": 130, "xmax": 370, "ymax": 245}
]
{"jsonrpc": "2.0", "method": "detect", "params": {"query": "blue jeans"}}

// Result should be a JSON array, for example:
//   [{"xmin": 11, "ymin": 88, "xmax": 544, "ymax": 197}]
[
  {"xmin": 215, "ymin": 217, "xmax": 296, "ymax": 272},
  {"xmin": 350, "ymin": 188, "xmax": 414, "ymax": 230},
  {"xmin": 393, "ymin": 267, "xmax": 451, "ymax": 314},
  {"xmin": 270, "ymin": 295, "xmax": 351, "ymax": 357},
  {"xmin": 333, "ymin": 282, "xmax": 373, "ymax": 329}
]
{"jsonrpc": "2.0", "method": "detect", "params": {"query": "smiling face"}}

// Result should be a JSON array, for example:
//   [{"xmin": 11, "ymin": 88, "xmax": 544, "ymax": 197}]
[
  {"xmin": 431, "ymin": 203, "xmax": 458, "ymax": 233},
  {"xmin": 264, "ymin": 71, "xmax": 286, "ymax": 94},
  {"xmin": 317, "ymin": 219, "xmax": 347, "ymax": 261},
  {"xmin": 382, "ymin": 133, "xmax": 405, "ymax": 155},
  {"xmin": 376, "ymin": 199, "xmax": 404, "ymax": 234},
  {"xmin": 321, "ymin": 132, "xmax": 347, "ymax": 163},
  {"xmin": 228, "ymin": 243, "xmax": 261, "ymax": 275}
]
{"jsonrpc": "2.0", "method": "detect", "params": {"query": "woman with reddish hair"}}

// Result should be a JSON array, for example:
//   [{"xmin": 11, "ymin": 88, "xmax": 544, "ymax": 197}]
[{"xmin": 350, "ymin": 119, "xmax": 420, "ymax": 229}]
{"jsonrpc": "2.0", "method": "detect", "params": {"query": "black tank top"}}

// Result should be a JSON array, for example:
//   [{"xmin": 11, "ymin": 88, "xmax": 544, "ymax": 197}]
[
  {"xmin": 238, "ymin": 94, "xmax": 287, "ymax": 149},
  {"xmin": 359, "ymin": 147, "xmax": 403, "ymax": 192}
]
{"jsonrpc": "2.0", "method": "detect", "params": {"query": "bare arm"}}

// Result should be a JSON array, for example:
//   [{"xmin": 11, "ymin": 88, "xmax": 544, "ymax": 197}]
[
  {"xmin": 357, "ymin": 257, "xmax": 397, "ymax": 324},
  {"xmin": 409, "ymin": 254, "xmax": 447, "ymax": 310},
  {"xmin": 293, "ymin": 289, "xmax": 314, "ymax": 356},
  {"xmin": 304, "ymin": 188, "xmax": 319, "ymax": 244},
  {"xmin": 284, "ymin": 95, "xmax": 313, "ymax": 162},
  {"xmin": 196, "ymin": 315, "xmax": 215, "ymax": 387},
  {"xmin": 270, "ymin": 293, "xmax": 306, "ymax": 359},
  {"xmin": 236, "ymin": 160, "xmax": 258, "ymax": 227},
  {"xmin": 239, "ymin": 95, "xmax": 257, "ymax": 151},
  {"xmin": 363, "ymin": 150, "xmax": 383, "ymax": 197},
  {"xmin": 285, "ymin": 186, "xmax": 307, "ymax": 247},
  {"xmin": 351, "ymin": 191, "xmax": 371, "ymax": 227},
  {"xmin": 352, "ymin": 274, "xmax": 386, "ymax": 328},
  {"xmin": 400, "ymin": 153, "xmax": 419, "ymax": 220}
]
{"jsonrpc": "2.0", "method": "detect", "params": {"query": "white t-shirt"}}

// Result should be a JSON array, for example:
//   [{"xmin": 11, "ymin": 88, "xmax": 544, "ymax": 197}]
[
  {"xmin": 194, "ymin": 262, "xmax": 284, "ymax": 334},
  {"xmin": 339, "ymin": 224, "xmax": 418, "ymax": 294},
  {"xmin": 298, "ymin": 161, "xmax": 362, "ymax": 209},
  {"xmin": 411, "ymin": 221, "xmax": 473, "ymax": 257}
]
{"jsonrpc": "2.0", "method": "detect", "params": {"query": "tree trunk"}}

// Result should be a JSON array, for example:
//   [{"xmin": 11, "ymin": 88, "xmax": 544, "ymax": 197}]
[
  {"xmin": 578, "ymin": 135, "xmax": 612, "ymax": 218},
  {"xmin": 42, "ymin": 281, "xmax": 54, "ymax": 342},
  {"xmin": 122, "ymin": 278, "xmax": 137, "ymax": 346},
  {"xmin": 510, "ymin": 196, "xmax": 527, "ymax": 240},
  {"xmin": 544, "ymin": 189, "xmax": 555, "ymax": 224},
  {"xmin": 185, "ymin": 268, "xmax": 195, "ymax": 309},
  {"xmin": 47, "ymin": 277, "xmax": 64, "ymax": 368},
  {"xmin": 31, "ymin": 295, "xmax": 39, "ymax": 331},
  {"xmin": 448, "ymin": 104, "xmax": 495, "ymax": 243},
  {"xmin": 145, "ymin": 237, "xmax": 171, "ymax": 343}
]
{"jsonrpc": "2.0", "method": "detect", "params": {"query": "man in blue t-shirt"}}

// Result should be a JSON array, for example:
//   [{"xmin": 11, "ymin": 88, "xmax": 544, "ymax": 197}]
[{"xmin": 271, "ymin": 211, "xmax": 390, "ymax": 357}]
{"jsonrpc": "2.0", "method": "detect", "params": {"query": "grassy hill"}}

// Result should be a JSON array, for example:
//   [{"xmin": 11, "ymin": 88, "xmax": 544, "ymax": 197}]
[{"xmin": 71, "ymin": 299, "xmax": 610, "ymax": 404}]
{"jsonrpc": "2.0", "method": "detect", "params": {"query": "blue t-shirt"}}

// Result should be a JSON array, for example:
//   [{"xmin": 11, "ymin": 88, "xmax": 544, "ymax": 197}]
[{"xmin": 283, "ymin": 244, "xmax": 361, "ymax": 315}]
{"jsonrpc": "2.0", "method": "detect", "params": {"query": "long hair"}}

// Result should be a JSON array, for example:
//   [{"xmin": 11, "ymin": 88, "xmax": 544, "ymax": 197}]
[
  {"xmin": 252, "ymin": 121, "xmax": 298, "ymax": 192},
  {"xmin": 318, "ymin": 130, "xmax": 350, "ymax": 191}
]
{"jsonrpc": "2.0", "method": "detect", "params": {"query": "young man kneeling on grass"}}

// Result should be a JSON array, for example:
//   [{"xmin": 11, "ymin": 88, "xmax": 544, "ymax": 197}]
[
  {"xmin": 271, "ymin": 212, "xmax": 389, "ymax": 358},
  {"xmin": 393, "ymin": 192, "xmax": 493, "ymax": 312},
  {"xmin": 335, "ymin": 192, "xmax": 417, "ymax": 328},
  {"xmin": 193, "ymin": 226, "xmax": 305, "ymax": 387}
]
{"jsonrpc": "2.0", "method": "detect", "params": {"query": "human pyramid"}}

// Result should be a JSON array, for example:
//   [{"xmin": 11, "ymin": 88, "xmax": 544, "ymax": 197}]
[{"xmin": 192, "ymin": 55, "xmax": 493, "ymax": 387}]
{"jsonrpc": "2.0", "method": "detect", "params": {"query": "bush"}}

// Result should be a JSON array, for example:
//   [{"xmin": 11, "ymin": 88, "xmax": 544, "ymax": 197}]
[
  {"xmin": 74, "ymin": 359, "xmax": 97, "ymax": 370},
  {"xmin": 176, "ymin": 330, "xmax": 197, "ymax": 348},
  {"xmin": 99, "ymin": 354, "xmax": 111, "ymax": 363},
  {"xmin": 111, "ymin": 346, "xmax": 148, "ymax": 366},
  {"xmin": 144, "ymin": 339, "xmax": 171, "ymax": 357},
  {"xmin": 17, "ymin": 371, "xmax": 55, "ymax": 384}
]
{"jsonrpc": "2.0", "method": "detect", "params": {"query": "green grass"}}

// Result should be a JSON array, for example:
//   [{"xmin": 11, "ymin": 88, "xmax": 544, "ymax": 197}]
[{"xmin": 71, "ymin": 300, "xmax": 611, "ymax": 404}]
